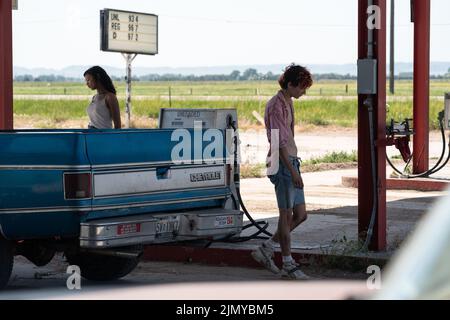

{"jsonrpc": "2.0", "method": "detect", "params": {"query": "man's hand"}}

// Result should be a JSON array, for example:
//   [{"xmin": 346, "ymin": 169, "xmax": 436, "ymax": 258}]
[{"xmin": 291, "ymin": 172, "xmax": 304, "ymax": 189}]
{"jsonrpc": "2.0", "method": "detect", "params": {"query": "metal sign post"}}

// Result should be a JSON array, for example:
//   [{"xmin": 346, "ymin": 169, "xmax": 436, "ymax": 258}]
[
  {"xmin": 122, "ymin": 53, "xmax": 137, "ymax": 128},
  {"xmin": 100, "ymin": 9, "xmax": 158, "ymax": 128}
]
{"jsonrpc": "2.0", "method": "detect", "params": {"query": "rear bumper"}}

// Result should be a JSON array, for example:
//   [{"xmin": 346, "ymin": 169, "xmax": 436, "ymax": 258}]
[{"xmin": 80, "ymin": 208, "xmax": 243, "ymax": 248}]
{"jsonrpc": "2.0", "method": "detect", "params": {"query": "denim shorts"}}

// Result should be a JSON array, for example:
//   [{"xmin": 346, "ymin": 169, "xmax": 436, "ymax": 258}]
[{"xmin": 268, "ymin": 156, "xmax": 305, "ymax": 209}]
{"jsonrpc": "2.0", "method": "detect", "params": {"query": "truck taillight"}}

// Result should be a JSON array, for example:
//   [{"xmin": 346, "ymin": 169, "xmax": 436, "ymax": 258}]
[{"xmin": 64, "ymin": 173, "xmax": 92, "ymax": 199}]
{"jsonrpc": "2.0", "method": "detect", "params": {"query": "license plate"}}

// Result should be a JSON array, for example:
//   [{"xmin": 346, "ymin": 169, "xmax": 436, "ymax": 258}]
[
  {"xmin": 156, "ymin": 216, "xmax": 180, "ymax": 236},
  {"xmin": 117, "ymin": 223, "xmax": 141, "ymax": 235}
]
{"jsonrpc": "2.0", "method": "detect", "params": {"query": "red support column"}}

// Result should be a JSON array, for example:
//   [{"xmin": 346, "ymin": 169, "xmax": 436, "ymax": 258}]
[
  {"xmin": 412, "ymin": 0, "xmax": 430, "ymax": 174},
  {"xmin": 357, "ymin": 0, "xmax": 371, "ymax": 248},
  {"xmin": 374, "ymin": 0, "xmax": 387, "ymax": 251},
  {"xmin": 358, "ymin": 0, "xmax": 387, "ymax": 251},
  {"xmin": 0, "ymin": 0, "xmax": 13, "ymax": 129}
]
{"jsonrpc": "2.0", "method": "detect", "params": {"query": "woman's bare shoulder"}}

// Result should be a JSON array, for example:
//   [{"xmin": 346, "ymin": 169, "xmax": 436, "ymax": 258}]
[{"xmin": 105, "ymin": 92, "xmax": 118, "ymax": 102}]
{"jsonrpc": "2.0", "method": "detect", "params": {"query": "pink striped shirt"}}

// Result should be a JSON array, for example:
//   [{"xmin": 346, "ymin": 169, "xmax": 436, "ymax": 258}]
[{"xmin": 264, "ymin": 90, "xmax": 298, "ymax": 157}]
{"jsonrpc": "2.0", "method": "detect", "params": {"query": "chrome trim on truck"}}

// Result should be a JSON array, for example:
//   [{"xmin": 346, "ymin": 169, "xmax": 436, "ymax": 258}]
[
  {"xmin": 80, "ymin": 214, "xmax": 158, "ymax": 248},
  {"xmin": 80, "ymin": 208, "xmax": 243, "ymax": 248}
]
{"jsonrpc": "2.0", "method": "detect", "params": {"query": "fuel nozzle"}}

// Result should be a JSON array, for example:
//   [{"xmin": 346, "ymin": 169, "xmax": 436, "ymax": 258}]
[
  {"xmin": 386, "ymin": 118, "xmax": 414, "ymax": 163},
  {"xmin": 226, "ymin": 114, "xmax": 236, "ymax": 130},
  {"xmin": 438, "ymin": 110, "xmax": 444, "ymax": 122}
]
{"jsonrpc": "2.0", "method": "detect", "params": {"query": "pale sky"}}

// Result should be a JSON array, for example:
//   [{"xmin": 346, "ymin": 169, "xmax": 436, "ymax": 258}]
[{"xmin": 11, "ymin": 0, "xmax": 450, "ymax": 69}]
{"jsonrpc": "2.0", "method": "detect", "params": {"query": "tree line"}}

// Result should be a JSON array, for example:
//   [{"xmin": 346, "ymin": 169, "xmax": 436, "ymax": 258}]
[{"xmin": 14, "ymin": 67, "xmax": 450, "ymax": 82}]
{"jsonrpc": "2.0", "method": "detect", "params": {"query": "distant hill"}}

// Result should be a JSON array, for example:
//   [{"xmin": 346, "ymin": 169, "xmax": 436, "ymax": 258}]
[{"xmin": 13, "ymin": 62, "xmax": 450, "ymax": 78}]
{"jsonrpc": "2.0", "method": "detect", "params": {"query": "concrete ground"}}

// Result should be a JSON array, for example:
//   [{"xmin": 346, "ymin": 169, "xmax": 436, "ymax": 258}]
[
  {"xmin": 1, "ymin": 254, "xmax": 368, "ymax": 297},
  {"xmin": 2, "ymin": 255, "xmax": 371, "ymax": 299}
]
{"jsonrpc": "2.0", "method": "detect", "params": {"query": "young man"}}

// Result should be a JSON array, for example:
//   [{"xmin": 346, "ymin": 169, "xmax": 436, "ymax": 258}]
[{"xmin": 251, "ymin": 64, "xmax": 313, "ymax": 280}]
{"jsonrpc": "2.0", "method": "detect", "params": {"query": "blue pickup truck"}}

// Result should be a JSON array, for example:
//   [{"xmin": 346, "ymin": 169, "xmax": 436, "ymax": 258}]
[{"xmin": 0, "ymin": 109, "xmax": 243, "ymax": 288}]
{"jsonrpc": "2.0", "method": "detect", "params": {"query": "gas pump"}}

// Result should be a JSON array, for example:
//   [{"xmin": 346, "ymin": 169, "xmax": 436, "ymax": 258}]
[
  {"xmin": 445, "ymin": 93, "xmax": 450, "ymax": 130},
  {"xmin": 158, "ymin": 108, "xmax": 272, "ymax": 242},
  {"xmin": 386, "ymin": 118, "xmax": 414, "ymax": 163},
  {"xmin": 386, "ymin": 93, "xmax": 450, "ymax": 178}
]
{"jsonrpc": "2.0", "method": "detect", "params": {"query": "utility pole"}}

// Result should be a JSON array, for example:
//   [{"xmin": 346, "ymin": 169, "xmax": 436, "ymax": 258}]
[{"xmin": 389, "ymin": 0, "xmax": 395, "ymax": 94}]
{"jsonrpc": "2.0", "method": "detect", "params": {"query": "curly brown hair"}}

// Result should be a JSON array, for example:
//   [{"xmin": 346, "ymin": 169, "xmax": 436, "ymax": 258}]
[{"xmin": 278, "ymin": 63, "xmax": 313, "ymax": 90}]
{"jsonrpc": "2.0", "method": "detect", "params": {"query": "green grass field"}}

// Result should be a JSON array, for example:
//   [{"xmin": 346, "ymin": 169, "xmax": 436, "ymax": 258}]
[
  {"xmin": 13, "ymin": 96, "xmax": 446, "ymax": 130},
  {"xmin": 13, "ymin": 79, "xmax": 450, "ymax": 97},
  {"xmin": 12, "ymin": 80, "xmax": 449, "ymax": 129}
]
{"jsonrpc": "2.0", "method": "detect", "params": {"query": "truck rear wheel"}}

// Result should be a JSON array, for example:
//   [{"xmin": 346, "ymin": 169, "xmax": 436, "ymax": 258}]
[
  {"xmin": 17, "ymin": 241, "xmax": 55, "ymax": 267},
  {"xmin": 64, "ymin": 247, "xmax": 142, "ymax": 281},
  {"xmin": 0, "ymin": 238, "xmax": 13, "ymax": 289}
]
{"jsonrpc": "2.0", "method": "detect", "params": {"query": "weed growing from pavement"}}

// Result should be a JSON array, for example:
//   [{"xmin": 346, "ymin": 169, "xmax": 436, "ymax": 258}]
[{"xmin": 318, "ymin": 234, "xmax": 370, "ymax": 272}]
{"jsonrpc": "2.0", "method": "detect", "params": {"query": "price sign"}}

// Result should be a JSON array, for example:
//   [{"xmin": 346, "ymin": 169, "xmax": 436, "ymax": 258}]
[{"xmin": 100, "ymin": 9, "xmax": 158, "ymax": 55}]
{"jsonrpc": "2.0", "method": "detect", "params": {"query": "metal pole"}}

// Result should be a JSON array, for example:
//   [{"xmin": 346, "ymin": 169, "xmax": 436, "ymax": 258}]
[
  {"xmin": 412, "ymin": 0, "xmax": 430, "ymax": 174},
  {"xmin": 389, "ymin": 0, "xmax": 395, "ymax": 94},
  {"xmin": 0, "ymin": 0, "xmax": 13, "ymax": 130},
  {"xmin": 122, "ymin": 53, "xmax": 137, "ymax": 128},
  {"xmin": 374, "ymin": 0, "xmax": 387, "ymax": 251},
  {"xmin": 358, "ymin": 0, "xmax": 387, "ymax": 251}
]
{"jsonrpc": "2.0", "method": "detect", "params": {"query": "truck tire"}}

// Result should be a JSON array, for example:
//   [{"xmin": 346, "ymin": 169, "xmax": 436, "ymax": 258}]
[
  {"xmin": 17, "ymin": 241, "xmax": 55, "ymax": 267},
  {"xmin": 65, "ymin": 247, "xmax": 141, "ymax": 281},
  {"xmin": 0, "ymin": 238, "xmax": 13, "ymax": 290}
]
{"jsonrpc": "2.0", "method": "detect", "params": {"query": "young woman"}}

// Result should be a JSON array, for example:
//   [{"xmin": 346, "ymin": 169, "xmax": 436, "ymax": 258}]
[
  {"xmin": 84, "ymin": 66, "xmax": 121, "ymax": 129},
  {"xmin": 251, "ymin": 64, "xmax": 313, "ymax": 280}
]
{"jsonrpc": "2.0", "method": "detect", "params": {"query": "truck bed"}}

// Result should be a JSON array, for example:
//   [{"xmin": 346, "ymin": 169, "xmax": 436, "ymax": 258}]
[{"xmin": 0, "ymin": 129, "xmax": 238, "ymax": 243}]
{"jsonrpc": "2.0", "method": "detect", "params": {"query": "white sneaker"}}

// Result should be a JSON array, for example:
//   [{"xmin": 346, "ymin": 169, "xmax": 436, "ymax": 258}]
[
  {"xmin": 281, "ymin": 262, "xmax": 310, "ymax": 280},
  {"xmin": 251, "ymin": 243, "xmax": 280, "ymax": 274}
]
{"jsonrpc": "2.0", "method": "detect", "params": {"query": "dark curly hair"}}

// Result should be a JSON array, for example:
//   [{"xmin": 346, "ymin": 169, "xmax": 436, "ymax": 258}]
[
  {"xmin": 278, "ymin": 63, "xmax": 313, "ymax": 90},
  {"xmin": 83, "ymin": 66, "xmax": 117, "ymax": 95}
]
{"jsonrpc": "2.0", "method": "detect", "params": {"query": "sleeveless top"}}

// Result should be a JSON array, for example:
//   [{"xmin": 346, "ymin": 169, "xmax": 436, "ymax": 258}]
[{"xmin": 87, "ymin": 94, "xmax": 113, "ymax": 129}]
